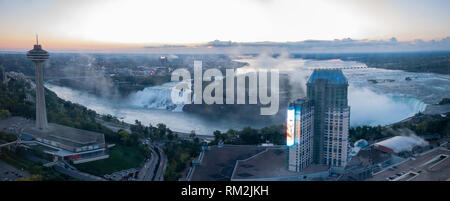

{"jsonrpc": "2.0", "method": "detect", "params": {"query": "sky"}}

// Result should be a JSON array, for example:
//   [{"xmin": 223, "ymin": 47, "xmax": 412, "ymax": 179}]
[{"xmin": 1, "ymin": 0, "xmax": 449, "ymax": 51}]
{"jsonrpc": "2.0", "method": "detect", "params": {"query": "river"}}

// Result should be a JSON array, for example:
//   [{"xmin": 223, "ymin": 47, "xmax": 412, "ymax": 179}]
[{"xmin": 45, "ymin": 57, "xmax": 450, "ymax": 135}]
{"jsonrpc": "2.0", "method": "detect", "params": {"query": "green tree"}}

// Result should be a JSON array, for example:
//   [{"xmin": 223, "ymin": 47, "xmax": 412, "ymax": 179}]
[
  {"xmin": 0, "ymin": 109, "xmax": 10, "ymax": 118},
  {"xmin": 213, "ymin": 130, "xmax": 222, "ymax": 141},
  {"xmin": 189, "ymin": 130, "xmax": 196, "ymax": 138},
  {"xmin": 118, "ymin": 129, "xmax": 131, "ymax": 145},
  {"xmin": 156, "ymin": 123, "xmax": 167, "ymax": 139},
  {"xmin": 239, "ymin": 126, "xmax": 259, "ymax": 144}
]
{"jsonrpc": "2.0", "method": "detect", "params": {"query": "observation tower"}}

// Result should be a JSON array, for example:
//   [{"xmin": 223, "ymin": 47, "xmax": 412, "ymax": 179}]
[{"xmin": 26, "ymin": 35, "xmax": 50, "ymax": 130}]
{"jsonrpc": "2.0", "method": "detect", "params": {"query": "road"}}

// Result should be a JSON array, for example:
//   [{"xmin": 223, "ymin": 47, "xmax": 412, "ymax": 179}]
[
  {"xmin": 173, "ymin": 131, "xmax": 214, "ymax": 142},
  {"xmin": 0, "ymin": 160, "xmax": 30, "ymax": 181},
  {"xmin": 54, "ymin": 164, "xmax": 106, "ymax": 181},
  {"xmin": 136, "ymin": 143, "xmax": 167, "ymax": 181},
  {"xmin": 43, "ymin": 76, "xmax": 105, "ymax": 82},
  {"xmin": 153, "ymin": 145, "xmax": 167, "ymax": 181},
  {"xmin": 0, "ymin": 140, "xmax": 18, "ymax": 148},
  {"xmin": 137, "ymin": 151, "xmax": 153, "ymax": 180},
  {"xmin": 95, "ymin": 118, "xmax": 131, "ymax": 133},
  {"xmin": 137, "ymin": 147, "xmax": 159, "ymax": 181}
]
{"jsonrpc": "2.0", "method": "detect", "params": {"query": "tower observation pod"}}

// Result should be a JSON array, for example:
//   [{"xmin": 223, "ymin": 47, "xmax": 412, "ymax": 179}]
[{"xmin": 26, "ymin": 35, "xmax": 50, "ymax": 130}]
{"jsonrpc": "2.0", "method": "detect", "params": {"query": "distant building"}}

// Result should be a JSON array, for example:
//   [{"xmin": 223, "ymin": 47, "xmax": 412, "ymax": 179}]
[
  {"xmin": 307, "ymin": 69, "xmax": 350, "ymax": 167},
  {"xmin": 287, "ymin": 99, "xmax": 314, "ymax": 172},
  {"xmin": 2, "ymin": 69, "xmax": 11, "ymax": 84},
  {"xmin": 159, "ymin": 56, "xmax": 168, "ymax": 66},
  {"xmin": 1, "ymin": 67, "xmax": 5, "ymax": 82}
]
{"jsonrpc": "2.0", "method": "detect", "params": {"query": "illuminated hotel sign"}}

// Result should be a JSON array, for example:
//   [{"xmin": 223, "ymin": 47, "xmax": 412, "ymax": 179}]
[
  {"xmin": 295, "ymin": 107, "xmax": 301, "ymax": 144},
  {"xmin": 286, "ymin": 107, "xmax": 295, "ymax": 147}
]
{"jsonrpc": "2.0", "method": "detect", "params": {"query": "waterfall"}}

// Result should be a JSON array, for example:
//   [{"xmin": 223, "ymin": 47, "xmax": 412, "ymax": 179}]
[
  {"xmin": 349, "ymin": 86, "xmax": 428, "ymax": 126},
  {"xmin": 390, "ymin": 96, "xmax": 427, "ymax": 113},
  {"xmin": 128, "ymin": 82, "xmax": 187, "ymax": 111}
]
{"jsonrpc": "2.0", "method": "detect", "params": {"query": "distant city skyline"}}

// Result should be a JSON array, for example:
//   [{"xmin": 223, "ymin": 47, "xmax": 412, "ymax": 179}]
[{"xmin": 1, "ymin": 0, "xmax": 450, "ymax": 51}]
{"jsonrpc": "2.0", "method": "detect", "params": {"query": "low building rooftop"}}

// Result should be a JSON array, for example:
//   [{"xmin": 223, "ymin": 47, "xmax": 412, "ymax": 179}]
[
  {"xmin": 346, "ymin": 147, "xmax": 392, "ymax": 169},
  {"xmin": 231, "ymin": 148, "xmax": 328, "ymax": 181},
  {"xmin": 0, "ymin": 116, "xmax": 105, "ymax": 152},
  {"xmin": 190, "ymin": 145, "xmax": 267, "ymax": 181},
  {"xmin": 368, "ymin": 147, "xmax": 450, "ymax": 181},
  {"xmin": 25, "ymin": 123, "xmax": 105, "ymax": 148},
  {"xmin": 374, "ymin": 136, "xmax": 428, "ymax": 153}
]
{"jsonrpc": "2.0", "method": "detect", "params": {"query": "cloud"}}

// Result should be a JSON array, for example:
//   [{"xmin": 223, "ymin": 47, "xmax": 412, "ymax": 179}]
[{"xmin": 140, "ymin": 37, "xmax": 450, "ymax": 54}]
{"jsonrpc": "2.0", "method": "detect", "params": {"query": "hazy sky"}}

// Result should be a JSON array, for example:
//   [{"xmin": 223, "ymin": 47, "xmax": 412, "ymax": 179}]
[{"xmin": 1, "ymin": 0, "xmax": 449, "ymax": 50}]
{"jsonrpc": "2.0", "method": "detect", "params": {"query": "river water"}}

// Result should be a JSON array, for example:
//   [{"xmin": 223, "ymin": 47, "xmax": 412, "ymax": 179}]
[{"xmin": 45, "ymin": 58, "xmax": 450, "ymax": 135}]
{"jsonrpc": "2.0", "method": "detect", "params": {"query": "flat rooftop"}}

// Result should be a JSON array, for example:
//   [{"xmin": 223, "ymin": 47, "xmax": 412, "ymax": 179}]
[
  {"xmin": 25, "ymin": 123, "xmax": 105, "ymax": 148},
  {"xmin": 346, "ymin": 147, "xmax": 391, "ymax": 168},
  {"xmin": 231, "ymin": 148, "xmax": 328, "ymax": 180},
  {"xmin": 0, "ymin": 116, "xmax": 105, "ymax": 150},
  {"xmin": 368, "ymin": 147, "xmax": 450, "ymax": 181},
  {"xmin": 190, "ymin": 145, "xmax": 267, "ymax": 181}
]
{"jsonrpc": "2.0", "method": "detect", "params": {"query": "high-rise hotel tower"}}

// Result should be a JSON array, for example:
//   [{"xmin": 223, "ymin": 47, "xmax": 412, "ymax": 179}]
[
  {"xmin": 287, "ymin": 99, "xmax": 314, "ymax": 172},
  {"xmin": 307, "ymin": 69, "xmax": 350, "ymax": 167}
]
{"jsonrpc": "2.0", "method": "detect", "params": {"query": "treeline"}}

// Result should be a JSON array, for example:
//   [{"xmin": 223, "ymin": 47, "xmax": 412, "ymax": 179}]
[
  {"xmin": 163, "ymin": 141, "xmax": 202, "ymax": 181},
  {"xmin": 112, "ymin": 75, "xmax": 171, "ymax": 95},
  {"xmin": 127, "ymin": 120, "xmax": 179, "ymax": 142},
  {"xmin": 0, "ymin": 55, "xmax": 35, "ymax": 75},
  {"xmin": 211, "ymin": 125, "xmax": 285, "ymax": 145},
  {"xmin": 393, "ymin": 113, "xmax": 450, "ymax": 137},
  {"xmin": 439, "ymin": 98, "xmax": 450, "ymax": 105},
  {"xmin": 348, "ymin": 125, "xmax": 391, "ymax": 143},
  {"xmin": 349, "ymin": 113, "xmax": 450, "ymax": 143},
  {"xmin": 0, "ymin": 79, "xmax": 35, "ymax": 118}
]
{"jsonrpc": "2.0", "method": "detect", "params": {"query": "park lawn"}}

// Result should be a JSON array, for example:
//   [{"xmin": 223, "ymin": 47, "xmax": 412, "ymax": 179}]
[{"xmin": 74, "ymin": 144, "xmax": 146, "ymax": 176}]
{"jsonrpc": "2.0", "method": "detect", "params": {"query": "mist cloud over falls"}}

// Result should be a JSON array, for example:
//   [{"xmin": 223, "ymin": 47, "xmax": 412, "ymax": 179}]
[
  {"xmin": 57, "ymin": 54, "xmax": 118, "ymax": 99},
  {"xmin": 237, "ymin": 52, "xmax": 310, "ymax": 102}
]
